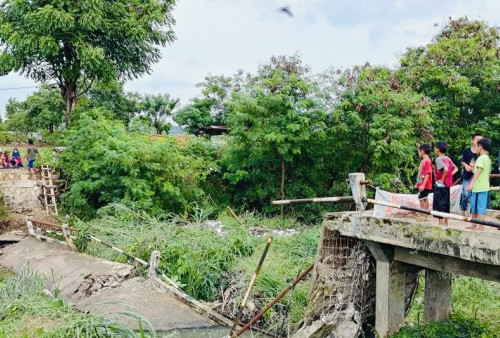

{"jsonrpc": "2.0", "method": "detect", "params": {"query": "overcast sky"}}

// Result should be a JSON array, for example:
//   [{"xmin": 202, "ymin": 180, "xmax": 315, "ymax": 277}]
[{"xmin": 2, "ymin": 0, "xmax": 500, "ymax": 116}]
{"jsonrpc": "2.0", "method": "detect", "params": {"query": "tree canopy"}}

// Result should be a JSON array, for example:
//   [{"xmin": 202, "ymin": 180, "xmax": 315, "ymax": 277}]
[{"xmin": 0, "ymin": 0, "xmax": 176, "ymax": 124}]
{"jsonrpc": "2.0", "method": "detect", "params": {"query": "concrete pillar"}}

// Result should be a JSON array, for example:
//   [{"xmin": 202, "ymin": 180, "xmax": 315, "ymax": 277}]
[
  {"xmin": 149, "ymin": 251, "xmax": 161, "ymax": 279},
  {"xmin": 424, "ymin": 269, "xmax": 451, "ymax": 323},
  {"xmin": 348, "ymin": 173, "xmax": 367, "ymax": 211},
  {"xmin": 365, "ymin": 241, "xmax": 407, "ymax": 337}
]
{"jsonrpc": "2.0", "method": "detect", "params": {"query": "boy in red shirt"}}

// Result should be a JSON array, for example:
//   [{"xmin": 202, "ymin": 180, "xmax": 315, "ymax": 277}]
[
  {"xmin": 433, "ymin": 141, "xmax": 458, "ymax": 226},
  {"xmin": 416, "ymin": 144, "xmax": 433, "ymax": 212}
]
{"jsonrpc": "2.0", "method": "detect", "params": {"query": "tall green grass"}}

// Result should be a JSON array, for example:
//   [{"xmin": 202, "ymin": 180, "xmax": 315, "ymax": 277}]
[
  {"xmin": 0, "ymin": 267, "xmax": 156, "ymax": 337},
  {"xmin": 405, "ymin": 273, "xmax": 500, "ymax": 335}
]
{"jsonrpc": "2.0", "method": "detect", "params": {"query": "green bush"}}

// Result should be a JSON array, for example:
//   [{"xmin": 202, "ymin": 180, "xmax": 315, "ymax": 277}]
[
  {"xmin": 57, "ymin": 110, "xmax": 214, "ymax": 218},
  {"xmin": 393, "ymin": 316, "xmax": 495, "ymax": 338}
]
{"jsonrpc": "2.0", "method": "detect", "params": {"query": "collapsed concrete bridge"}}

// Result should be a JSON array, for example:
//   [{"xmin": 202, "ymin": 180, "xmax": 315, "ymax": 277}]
[{"xmin": 295, "ymin": 173, "xmax": 500, "ymax": 337}]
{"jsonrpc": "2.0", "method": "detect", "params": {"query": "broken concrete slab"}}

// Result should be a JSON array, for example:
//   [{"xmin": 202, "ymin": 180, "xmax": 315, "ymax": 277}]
[{"xmin": 0, "ymin": 237, "xmax": 215, "ymax": 331}]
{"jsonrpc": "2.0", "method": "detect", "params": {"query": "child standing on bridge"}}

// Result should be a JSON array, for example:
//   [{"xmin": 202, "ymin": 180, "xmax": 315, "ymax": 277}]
[
  {"xmin": 433, "ymin": 141, "xmax": 458, "ymax": 226},
  {"xmin": 467, "ymin": 137, "xmax": 492, "ymax": 231},
  {"xmin": 416, "ymin": 144, "xmax": 432, "ymax": 214}
]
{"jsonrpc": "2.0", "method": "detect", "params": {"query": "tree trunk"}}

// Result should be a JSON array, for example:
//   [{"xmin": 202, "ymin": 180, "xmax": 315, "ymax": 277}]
[
  {"xmin": 62, "ymin": 82, "xmax": 77, "ymax": 127},
  {"xmin": 280, "ymin": 157, "xmax": 285, "ymax": 216}
]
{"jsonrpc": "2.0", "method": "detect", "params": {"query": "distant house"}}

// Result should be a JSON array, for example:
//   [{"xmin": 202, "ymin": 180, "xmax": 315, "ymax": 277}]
[{"xmin": 198, "ymin": 125, "xmax": 228, "ymax": 136}]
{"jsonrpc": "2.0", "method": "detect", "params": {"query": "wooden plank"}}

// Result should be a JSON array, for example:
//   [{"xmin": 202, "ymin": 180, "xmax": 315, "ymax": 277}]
[{"xmin": 394, "ymin": 247, "xmax": 500, "ymax": 282}]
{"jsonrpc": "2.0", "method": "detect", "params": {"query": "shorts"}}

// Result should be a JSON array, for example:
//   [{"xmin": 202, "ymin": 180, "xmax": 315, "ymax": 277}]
[
  {"xmin": 418, "ymin": 189, "xmax": 432, "ymax": 200},
  {"xmin": 470, "ymin": 191, "xmax": 488, "ymax": 215},
  {"xmin": 28, "ymin": 160, "xmax": 35, "ymax": 168},
  {"xmin": 432, "ymin": 185, "xmax": 450, "ymax": 218}
]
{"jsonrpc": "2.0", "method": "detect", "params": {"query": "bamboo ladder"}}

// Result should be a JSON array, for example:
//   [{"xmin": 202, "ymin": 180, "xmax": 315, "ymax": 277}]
[{"xmin": 41, "ymin": 164, "xmax": 58, "ymax": 216}]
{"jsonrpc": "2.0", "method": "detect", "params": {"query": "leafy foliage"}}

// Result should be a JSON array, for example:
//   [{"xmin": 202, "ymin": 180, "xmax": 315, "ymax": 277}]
[
  {"xmin": 137, "ymin": 93, "xmax": 179, "ymax": 134},
  {"xmin": 4, "ymin": 84, "xmax": 64, "ymax": 133},
  {"xmin": 393, "ymin": 316, "xmax": 495, "ymax": 338},
  {"xmin": 0, "ymin": 0, "xmax": 176, "ymax": 123},
  {"xmin": 57, "ymin": 111, "xmax": 213, "ymax": 218}
]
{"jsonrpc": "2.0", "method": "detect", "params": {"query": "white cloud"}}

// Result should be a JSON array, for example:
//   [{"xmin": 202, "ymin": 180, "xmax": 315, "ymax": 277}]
[{"xmin": 2, "ymin": 0, "xmax": 500, "ymax": 116}]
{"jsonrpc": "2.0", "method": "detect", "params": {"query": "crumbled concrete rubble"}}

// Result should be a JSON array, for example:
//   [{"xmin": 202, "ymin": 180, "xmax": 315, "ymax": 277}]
[
  {"xmin": 249, "ymin": 226, "xmax": 299, "ymax": 237},
  {"xmin": 74, "ymin": 273, "xmax": 125, "ymax": 300},
  {"xmin": 203, "ymin": 220, "xmax": 226, "ymax": 236}
]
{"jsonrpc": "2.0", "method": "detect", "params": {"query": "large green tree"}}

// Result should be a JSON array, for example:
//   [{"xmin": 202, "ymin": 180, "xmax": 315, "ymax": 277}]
[
  {"xmin": 0, "ymin": 0, "xmax": 176, "ymax": 125},
  {"xmin": 399, "ymin": 17, "xmax": 500, "ymax": 156},
  {"xmin": 223, "ymin": 56, "xmax": 334, "ymax": 215}
]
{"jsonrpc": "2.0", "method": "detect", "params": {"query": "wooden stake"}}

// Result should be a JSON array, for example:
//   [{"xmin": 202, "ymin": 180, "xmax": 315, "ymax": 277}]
[
  {"xmin": 227, "ymin": 206, "xmax": 243, "ymax": 225},
  {"xmin": 229, "ymin": 237, "xmax": 273, "ymax": 337},
  {"xmin": 236, "ymin": 263, "xmax": 314, "ymax": 337}
]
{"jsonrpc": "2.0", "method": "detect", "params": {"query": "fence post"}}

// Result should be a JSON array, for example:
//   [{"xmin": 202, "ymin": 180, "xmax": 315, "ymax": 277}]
[
  {"xmin": 349, "ymin": 173, "xmax": 367, "ymax": 211},
  {"xmin": 61, "ymin": 224, "xmax": 77, "ymax": 251},
  {"xmin": 26, "ymin": 218, "xmax": 35, "ymax": 236},
  {"xmin": 149, "ymin": 251, "xmax": 161, "ymax": 279}
]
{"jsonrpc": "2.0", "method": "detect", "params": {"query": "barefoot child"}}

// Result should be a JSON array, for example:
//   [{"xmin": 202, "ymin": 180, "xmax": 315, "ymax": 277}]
[
  {"xmin": 26, "ymin": 139, "xmax": 42, "ymax": 177},
  {"xmin": 467, "ymin": 138, "xmax": 492, "ymax": 230},
  {"xmin": 433, "ymin": 141, "xmax": 458, "ymax": 226},
  {"xmin": 416, "ymin": 144, "xmax": 432, "ymax": 214}
]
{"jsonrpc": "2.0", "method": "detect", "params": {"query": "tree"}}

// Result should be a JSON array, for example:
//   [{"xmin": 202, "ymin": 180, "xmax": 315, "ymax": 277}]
[
  {"xmin": 223, "ymin": 55, "xmax": 333, "ymax": 216},
  {"xmin": 139, "ymin": 93, "xmax": 179, "ymax": 134},
  {"xmin": 0, "ymin": 0, "xmax": 176, "ymax": 125},
  {"xmin": 331, "ymin": 65, "xmax": 432, "ymax": 190},
  {"xmin": 80, "ymin": 80, "xmax": 140, "ymax": 126},
  {"xmin": 399, "ymin": 17, "xmax": 500, "ymax": 156},
  {"xmin": 4, "ymin": 85, "xmax": 64, "ymax": 133},
  {"xmin": 174, "ymin": 72, "xmax": 243, "ymax": 134}
]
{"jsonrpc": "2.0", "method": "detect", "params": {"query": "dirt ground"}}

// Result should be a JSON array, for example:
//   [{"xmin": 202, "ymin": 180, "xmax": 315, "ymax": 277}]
[{"xmin": 0, "ymin": 209, "xmax": 59, "ymax": 235}]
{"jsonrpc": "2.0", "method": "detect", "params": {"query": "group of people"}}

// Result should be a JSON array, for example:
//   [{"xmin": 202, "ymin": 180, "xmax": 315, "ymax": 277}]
[
  {"xmin": 0, "ymin": 139, "xmax": 41, "ymax": 174},
  {"xmin": 416, "ymin": 134, "xmax": 492, "ymax": 230}
]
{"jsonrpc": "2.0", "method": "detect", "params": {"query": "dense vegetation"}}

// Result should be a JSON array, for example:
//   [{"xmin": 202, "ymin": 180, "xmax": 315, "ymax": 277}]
[{"xmin": 1, "ymin": 14, "xmax": 500, "ymax": 336}]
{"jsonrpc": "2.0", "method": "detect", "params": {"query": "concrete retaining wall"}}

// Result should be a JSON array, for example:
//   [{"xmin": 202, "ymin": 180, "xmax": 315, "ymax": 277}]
[{"xmin": 0, "ymin": 169, "xmax": 43, "ymax": 212}]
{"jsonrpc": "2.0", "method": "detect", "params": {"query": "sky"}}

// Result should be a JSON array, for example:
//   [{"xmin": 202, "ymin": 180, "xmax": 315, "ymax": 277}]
[{"xmin": 2, "ymin": 0, "xmax": 500, "ymax": 116}]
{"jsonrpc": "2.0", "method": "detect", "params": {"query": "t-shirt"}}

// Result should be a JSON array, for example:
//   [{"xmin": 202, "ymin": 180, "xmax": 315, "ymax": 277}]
[
  {"xmin": 435, "ymin": 156, "xmax": 457, "ymax": 188},
  {"xmin": 416, "ymin": 158, "xmax": 432, "ymax": 190},
  {"xmin": 26, "ymin": 146, "xmax": 38, "ymax": 162},
  {"xmin": 461, "ymin": 147, "xmax": 479, "ymax": 180},
  {"xmin": 473, "ymin": 154, "xmax": 491, "ymax": 192}
]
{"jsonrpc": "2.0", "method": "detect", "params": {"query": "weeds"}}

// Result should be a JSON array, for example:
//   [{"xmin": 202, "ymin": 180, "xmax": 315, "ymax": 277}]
[{"xmin": 0, "ymin": 267, "xmax": 156, "ymax": 337}]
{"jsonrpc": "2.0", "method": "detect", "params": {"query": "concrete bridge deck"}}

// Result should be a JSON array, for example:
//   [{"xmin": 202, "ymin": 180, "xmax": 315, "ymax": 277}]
[
  {"xmin": 323, "ymin": 208, "xmax": 500, "ymax": 337},
  {"xmin": 0, "ymin": 237, "xmax": 215, "ymax": 331}
]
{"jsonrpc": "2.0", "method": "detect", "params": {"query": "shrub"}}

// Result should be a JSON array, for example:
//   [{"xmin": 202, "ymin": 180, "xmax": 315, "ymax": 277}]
[{"xmin": 57, "ymin": 110, "xmax": 214, "ymax": 218}]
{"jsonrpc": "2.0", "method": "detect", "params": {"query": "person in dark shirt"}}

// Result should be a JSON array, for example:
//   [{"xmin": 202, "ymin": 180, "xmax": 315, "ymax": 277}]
[{"xmin": 460, "ymin": 134, "xmax": 482, "ymax": 215}]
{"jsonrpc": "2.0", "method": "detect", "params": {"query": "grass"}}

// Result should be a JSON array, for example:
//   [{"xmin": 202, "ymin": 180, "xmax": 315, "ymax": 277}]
[
  {"xmin": 405, "ymin": 273, "xmax": 500, "ymax": 335},
  {"xmin": 72, "ymin": 205, "xmax": 321, "ymax": 335},
  {"xmin": 0, "ymin": 267, "xmax": 157, "ymax": 337}
]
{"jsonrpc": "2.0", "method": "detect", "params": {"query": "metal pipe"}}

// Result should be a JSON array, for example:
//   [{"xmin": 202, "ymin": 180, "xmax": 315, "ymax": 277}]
[
  {"xmin": 364, "ymin": 198, "xmax": 500, "ymax": 229},
  {"xmin": 235, "ymin": 263, "xmax": 314, "ymax": 337},
  {"xmin": 229, "ymin": 237, "xmax": 273, "ymax": 337},
  {"xmin": 272, "ymin": 196, "xmax": 353, "ymax": 205}
]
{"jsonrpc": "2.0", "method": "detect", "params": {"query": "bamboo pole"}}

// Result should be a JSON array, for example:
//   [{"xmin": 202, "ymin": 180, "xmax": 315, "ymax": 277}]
[
  {"xmin": 364, "ymin": 198, "xmax": 500, "ymax": 229},
  {"xmin": 236, "ymin": 263, "xmax": 314, "ymax": 337},
  {"xmin": 229, "ymin": 237, "xmax": 273, "ymax": 337},
  {"xmin": 227, "ymin": 206, "xmax": 244, "ymax": 225},
  {"xmin": 271, "ymin": 196, "xmax": 353, "ymax": 205}
]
